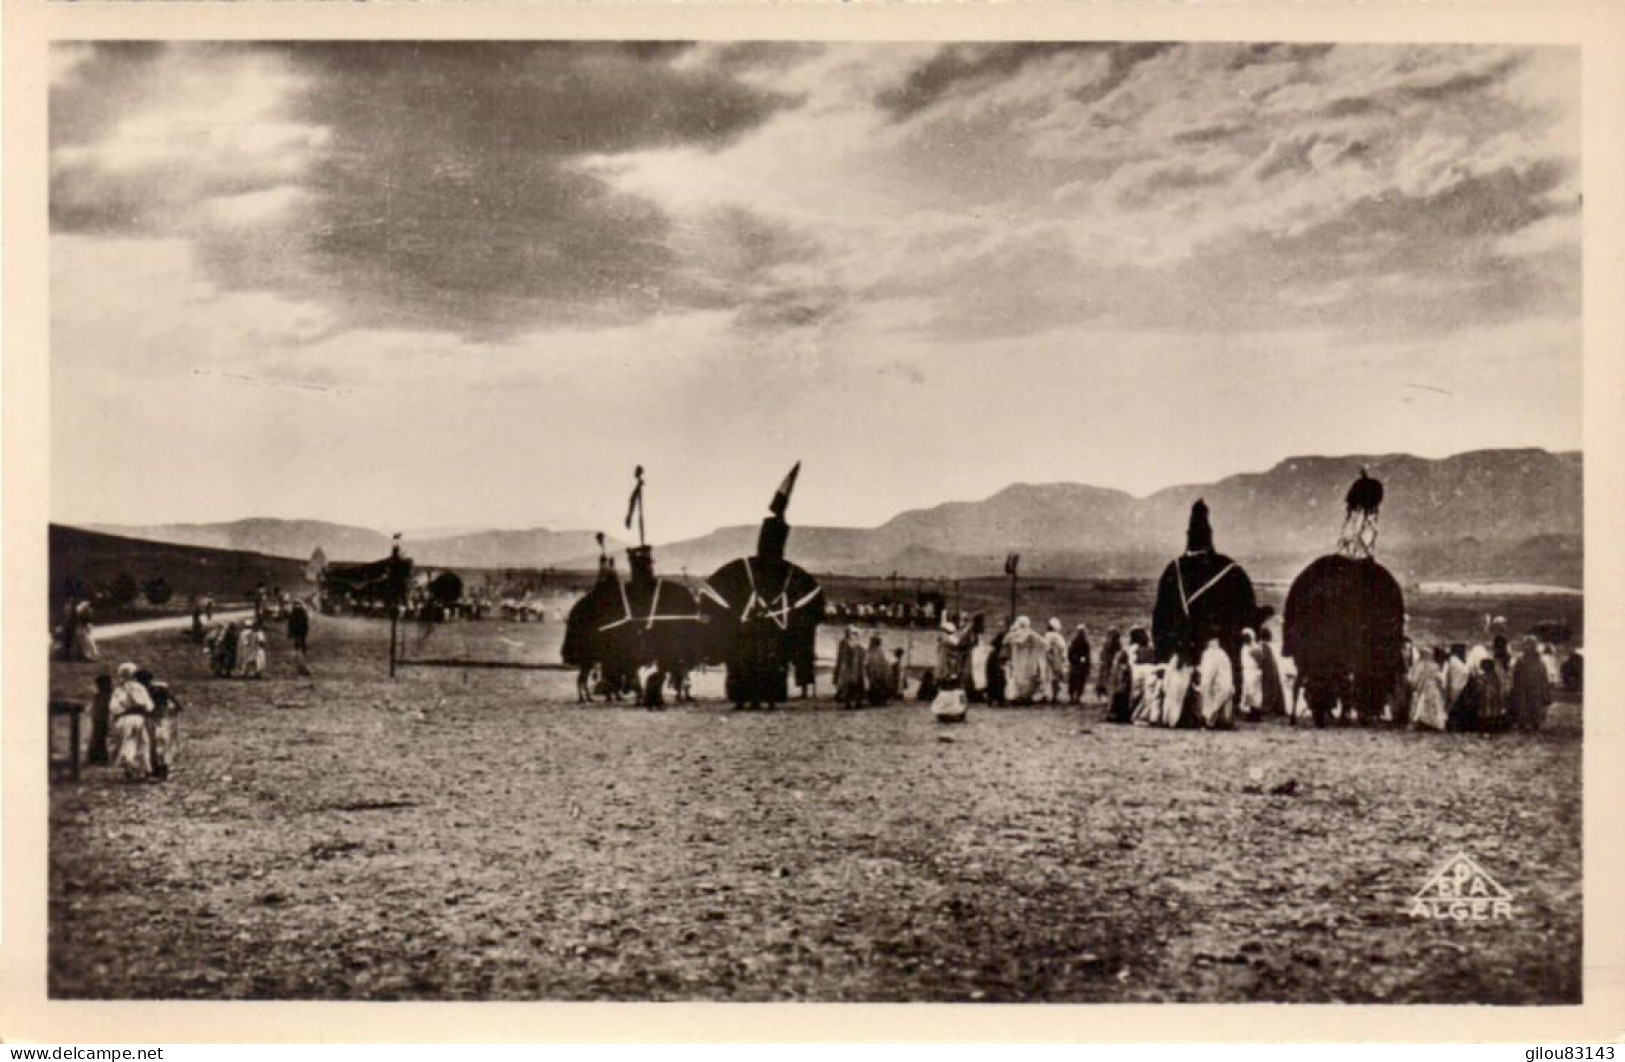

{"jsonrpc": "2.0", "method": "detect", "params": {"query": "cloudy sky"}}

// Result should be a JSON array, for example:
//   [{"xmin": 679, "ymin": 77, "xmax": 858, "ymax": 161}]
[{"xmin": 50, "ymin": 41, "xmax": 1580, "ymax": 541}]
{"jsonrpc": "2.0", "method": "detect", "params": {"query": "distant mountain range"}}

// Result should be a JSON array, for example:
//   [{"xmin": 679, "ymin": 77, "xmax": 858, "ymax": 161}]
[{"xmin": 76, "ymin": 448, "xmax": 1582, "ymax": 587}]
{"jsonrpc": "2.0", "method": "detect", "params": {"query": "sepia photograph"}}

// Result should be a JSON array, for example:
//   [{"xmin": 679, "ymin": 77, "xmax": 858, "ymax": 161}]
[{"xmin": 18, "ymin": 19, "xmax": 1615, "ymax": 1028}]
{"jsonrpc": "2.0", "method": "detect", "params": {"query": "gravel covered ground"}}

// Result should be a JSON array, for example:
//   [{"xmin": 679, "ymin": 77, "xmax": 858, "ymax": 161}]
[{"xmin": 48, "ymin": 615, "xmax": 1582, "ymax": 1002}]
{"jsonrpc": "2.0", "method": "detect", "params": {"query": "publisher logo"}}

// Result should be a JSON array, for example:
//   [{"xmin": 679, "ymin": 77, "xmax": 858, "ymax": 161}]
[{"xmin": 1408, "ymin": 852, "xmax": 1515, "ymax": 921}]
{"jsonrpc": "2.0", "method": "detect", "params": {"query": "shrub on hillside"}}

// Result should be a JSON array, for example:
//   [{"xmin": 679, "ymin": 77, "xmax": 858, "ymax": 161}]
[{"xmin": 107, "ymin": 571, "xmax": 140, "ymax": 607}]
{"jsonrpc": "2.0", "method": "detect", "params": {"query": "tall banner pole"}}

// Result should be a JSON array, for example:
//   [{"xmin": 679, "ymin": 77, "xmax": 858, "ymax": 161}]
[
  {"xmin": 627, "ymin": 465, "xmax": 647, "ymax": 549},
  {"xmin": 388, "ymin": 532, "xmax": 403, "ymax": 678}
]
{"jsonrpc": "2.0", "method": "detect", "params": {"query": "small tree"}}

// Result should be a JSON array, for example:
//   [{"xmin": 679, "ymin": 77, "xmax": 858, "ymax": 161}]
[
  {"xmin": 428, "ymin": 571, "xmax": 464, "ymax": 606},
  {"xmin": 144, "ymin": 576, "xmax": 174, "ymax": 606},
  {"xmin": 108, "ymin": 571, "xmax": 139, "ymax": 607}
]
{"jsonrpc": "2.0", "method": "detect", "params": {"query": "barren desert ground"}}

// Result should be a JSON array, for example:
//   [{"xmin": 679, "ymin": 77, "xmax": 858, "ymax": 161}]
[{"xmin": 48, "ymin": 601, "xmax": 1581, "ymax": 1003}]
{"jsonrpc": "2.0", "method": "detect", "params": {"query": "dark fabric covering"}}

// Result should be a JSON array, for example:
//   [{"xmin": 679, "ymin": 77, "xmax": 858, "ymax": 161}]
[
  {"xmin": 1283, "ymin": 554, "xmax": 1406, "ymax": 720},
  {"xmin": 87, "ymin": 685, "xmax": 112, "ymax": 765},
  {"xmin": 563, "ymin": 556, "xmax": 704, "ymax": 687},
  {"xmin": 1185, "ymin": 499, "xmax": 1214, "ymax": 554},
  {"xmin": 1449, "ymin": 672, "xmax": 1485, "ymax": 732},
  {"xmin": 1479, "ymin": 663, "xmax": 1511, "ymax": 732},
  {"xmin": 1152, "ymin": 550, "xmax": 1261, "ymax": 665},
  {"xmin": 561, "ymin": 567, "xmax": 621, "ymax": 667},
  {"xmin": 756, "ymin": 517, "xmax": 790, "ymax": 563},
  {"xmin": 323, "ymin": 554, "xmax": 412, "ymax": 602},
  {"xmin": 1345, "ymin": 470, "xmax": 1384, "ymax": 516},
  {"xmin": 985, "ymin": 632, "xmax": 1006, "ymax": 705},
  {"xmin": 698, "ymin": 554, "xmax": 824, "ymax": 708},
  {"xmin": 1067, "ymin": 630, "xmax": 1092, "ymax": 700},
  {"xmin": 215, "ymin": 622, "xmax": 240, "ymax": 676},
  {"xmin": 1509, "ymin": 648, "xmax": 1553, "ymax": 731}
]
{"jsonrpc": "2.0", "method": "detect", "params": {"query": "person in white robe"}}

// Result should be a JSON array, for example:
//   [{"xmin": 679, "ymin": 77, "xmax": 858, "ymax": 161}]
[
  {"xmin": 1239, "ymin": 629, "xmax": 1263, "ymax": 720},
  {"xmin": 74, "ymin": 601, "xmax": 100, "ymax": 662},
  {"xmin": 1409, "ymin": 647, "xmax": 1449, "ymax": 731},
  {"xmin": 1003, "ymin": 616, "xmax": 1049, "ymax": 705},
  {"xmin": 1198, "ymin": 638, "xmax": 1236, "ymax": 728},
  {"xmin": 1539, "ymin": 642, "xmax": 1561, "ymax": 685},
  {"xmin": 108, "ymin": 662, "xmax": 155, "ymax": 781},
  {"xmin": 1155, "ymin": 656, "xmax": 1196, "ymax": 728},
  {"xmin": 242, "ymin": 626, "xmax": 268, "ymax": 679},
  {"xmin": 1286, "ymin": 660, "xmax": 1314, "ymax": 724},
  {"xmin": 1130, "ymin": 662, "xmax": 1164, "ymax": 725},
  {"xmin": 1042, "ymin": 619, "xmax": 1070, "ymax": 704},
  {"xmin": 236, "ymin": 621, "xmax": 257, "ymax": 677},
  {"xmin": 935, "ymin": 619, "xmax": 968, "ymax": 689},
  {"xmin": 1388, "ymin": 637, "xmax": 1419, "ymax": 725}
]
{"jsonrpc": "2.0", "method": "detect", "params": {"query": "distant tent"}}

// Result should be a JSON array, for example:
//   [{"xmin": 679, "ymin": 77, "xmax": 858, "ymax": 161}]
[
  {"xmin": 320, "ymin": 552, "xmax": 412, "ymax": 605},
  {"xmin": 1530, "ymin": 620, "xmax": 1573, "ymax": 644},
  {"xmin": 428, "ymin": 571, "xmax": 464, "ymax": 606},
  {"xmin": 306, "ymin": 547, "xmax": 328, "ymax": 584}
]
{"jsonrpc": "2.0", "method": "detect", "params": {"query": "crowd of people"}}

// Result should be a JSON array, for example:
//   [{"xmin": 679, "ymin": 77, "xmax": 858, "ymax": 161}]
[
  {"xmin": 818, "ymin": 614, "xmax": 1096, "ymax": 710},
  {"xmin": 1087, "ymin": 623, "xmax": 1559, "ymax": 734},
  {"xmin": 187, "ymin": 593, "xmax": 311, "ymax": 678},
  {"xmin": 57, "ymin": 569, "xmax": 1572, "ymax": 792},
  {"xmin": 831, "ymin": 627, "xmax": 908, "ymax": 707},
  {"xmin": 1093, "ymin": 626, "xmax": 1282, "ymax": 729},
  {"xmin": 203, "ymin": 618, "xmax": 271, "ymax": 678},
  {"xmin": 825, "ymin": 599, "xmax": 949, "ymax": 629},
  {"xmin": 826, "ymin": 609, "xmax": 1568, "ymax": 736},
  {"xmin": 922, "ymin": 614, "xmax": 1095, "ymax": 707},
  {"xmin": 1395, "ymin": 635, "xmax": 1557, "ymax": 733}
]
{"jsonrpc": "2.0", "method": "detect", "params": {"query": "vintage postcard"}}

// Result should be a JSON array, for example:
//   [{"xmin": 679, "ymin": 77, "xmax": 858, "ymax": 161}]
[{"xmin": 3, "ymin": 0, "xmax": 1623, "ymax": 1045}]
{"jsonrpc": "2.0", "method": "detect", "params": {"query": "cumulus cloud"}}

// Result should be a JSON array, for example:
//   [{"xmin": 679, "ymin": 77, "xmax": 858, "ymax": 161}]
[
  {"xmin": 50, "ymin": 41, "xmax": 1582, "ymax": 534},
  {"xmin": 52, "ymin": 42, "xmax": 801, "ymax": 340}
]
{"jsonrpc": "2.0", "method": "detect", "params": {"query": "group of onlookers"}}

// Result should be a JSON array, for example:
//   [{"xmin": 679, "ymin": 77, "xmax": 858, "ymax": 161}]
[
  {"xmin": 831, "ymin": 627, "xmax": 908, "ymax": 708},
  {"xmin": 1399, "ymin": 635, "xmax": 1555, "ymax": 733},
  {"xmin": 84, "ymin": 662, "xmax": 183, "ymax": 783},
  {"xmin": 973, "ymin": 615, "xmax": 1094, "ymax": 705},
  {"xmin": 196, "ymin": 600, "xmax": 309, "ymax": 678},
  {"xmin": 1091, "ymin": 623, "xmax": 1563, "ymax": 734},
  {"xmin": 856, "ymin": 611, "xmax": 1569, "ymax": 735},
  {"xmin": 67, "ymin": 594, "xmax": 318, "ymax": 785},
  {"xmin": 204, "ymin": 618, "xmax": 271, "ymax": 678},
  {"xmin": 825, "ymin": 599, "xmax": 947, "ymax": 629},
  {"xmin": 1091, "ymin": 626, "xmax": 1274, "ymax": 729},
  {"xmin": 838, "ymin": 614, "xmax": 1098, "ymax": 708}
]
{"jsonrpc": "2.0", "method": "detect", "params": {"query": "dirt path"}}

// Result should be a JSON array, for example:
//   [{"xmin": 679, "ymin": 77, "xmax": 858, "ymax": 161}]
[{"xmin": 94, "ymin": 610, "xmax": 253, "ymax": 642}]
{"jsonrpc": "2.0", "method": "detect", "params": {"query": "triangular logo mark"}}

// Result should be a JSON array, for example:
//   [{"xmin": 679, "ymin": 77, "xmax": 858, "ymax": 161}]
[{"xmin": 1407, "ymin": 852, "xmax": 1516, "ymax": 921}]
